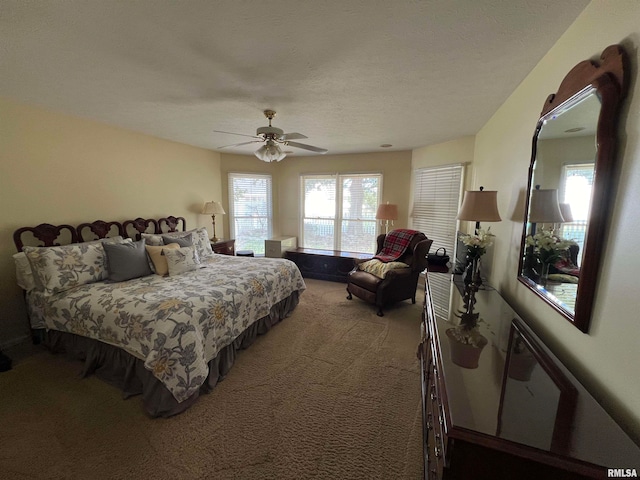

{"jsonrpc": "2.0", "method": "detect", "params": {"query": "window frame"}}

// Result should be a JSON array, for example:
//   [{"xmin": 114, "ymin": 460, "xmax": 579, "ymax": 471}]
[
  {"xmin": 228, "ymin": 172, "xmax": 273, "ymax": 255},
  {"xmin": 300, "ymin": 172, "xmax": 383, "ymax": 254}
]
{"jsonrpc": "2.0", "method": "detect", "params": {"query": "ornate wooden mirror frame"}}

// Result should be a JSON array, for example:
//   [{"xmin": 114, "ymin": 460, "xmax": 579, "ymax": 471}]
[{"xmin": 518, "ymin": 45, "xmax": 629, "ymax": 333}]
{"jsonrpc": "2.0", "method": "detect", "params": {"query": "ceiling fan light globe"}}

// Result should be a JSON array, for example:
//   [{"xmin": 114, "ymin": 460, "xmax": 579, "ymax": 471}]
[{"xmin": 255, "ymin": 142, "xmax": 286, "ymax": 162}]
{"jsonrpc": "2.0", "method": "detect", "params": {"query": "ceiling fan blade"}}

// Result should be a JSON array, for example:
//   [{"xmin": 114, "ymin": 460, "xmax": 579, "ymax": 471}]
[
  {"xmin": 213, "ymin": 130, "xmax": 261, "ymax": 140},
  {"xmin": 218, "ymin": 140, "xmax": 263, "ymax": 149},
  {"xmin": 286, "ymin": 141, "xmax": 328, "ymax": 154},
  {"xmin": 280, "ymin": 132, "xmax": 308, "ymax": 141}
]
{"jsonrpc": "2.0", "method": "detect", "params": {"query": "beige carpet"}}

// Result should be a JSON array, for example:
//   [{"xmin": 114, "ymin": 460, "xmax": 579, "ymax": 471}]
[{"xmin": 0, "ymin": 279, "xmax": 424, "ymax": 480}]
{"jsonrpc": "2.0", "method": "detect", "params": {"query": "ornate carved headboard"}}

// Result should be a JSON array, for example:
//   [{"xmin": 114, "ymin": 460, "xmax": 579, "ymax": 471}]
[{"xmin": 13, "ymin": 216, "xmax": 186, "ymax": 252}]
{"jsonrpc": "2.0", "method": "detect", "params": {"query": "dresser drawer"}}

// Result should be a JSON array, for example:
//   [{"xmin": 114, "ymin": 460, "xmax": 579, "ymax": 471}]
[{"xmin": 425, "ymin": 386, "xmax": 445, "ymax": 479}]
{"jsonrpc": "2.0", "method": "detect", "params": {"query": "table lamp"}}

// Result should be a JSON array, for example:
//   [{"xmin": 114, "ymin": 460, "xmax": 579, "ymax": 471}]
[{"xmin": 202, "ymin": 201, "xmax": 226, "ymax": 242}]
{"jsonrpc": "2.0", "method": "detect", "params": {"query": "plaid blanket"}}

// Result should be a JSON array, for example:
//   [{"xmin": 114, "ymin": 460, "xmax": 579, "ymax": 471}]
[{"xmin": 374, "ymin": 229, "xmax": 420, "ymax": 263}]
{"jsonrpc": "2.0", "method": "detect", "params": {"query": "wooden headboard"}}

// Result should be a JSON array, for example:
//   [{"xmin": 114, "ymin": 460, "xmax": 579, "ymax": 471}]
[{"xmin": 13, "ymin": 216, "xmax": 186, "ymax": 252}]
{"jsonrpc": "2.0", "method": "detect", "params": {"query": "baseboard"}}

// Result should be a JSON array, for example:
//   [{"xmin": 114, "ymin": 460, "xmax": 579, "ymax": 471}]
[{"xmin": 0, "ymin": 334, "xmax": 31, "ymax": 350}]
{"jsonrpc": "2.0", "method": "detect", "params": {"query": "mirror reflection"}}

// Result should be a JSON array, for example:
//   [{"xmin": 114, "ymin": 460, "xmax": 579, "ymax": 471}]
[
  {"xmin": 520, "ymin": 89, "xmax": 600, "ymax": 315},
  {"xmin": 498, "ymin": 324, "xmax": 576, "ymax": 454}
]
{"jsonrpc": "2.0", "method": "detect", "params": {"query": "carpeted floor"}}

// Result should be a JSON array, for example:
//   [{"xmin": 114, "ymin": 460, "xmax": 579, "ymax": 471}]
[{"xmin": 0, "ymin": 279, "xmax": 424, "ymax": 480}]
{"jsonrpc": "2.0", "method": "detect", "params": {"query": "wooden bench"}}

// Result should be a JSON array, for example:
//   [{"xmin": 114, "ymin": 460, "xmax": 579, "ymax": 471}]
[{"xmin": 285, "ymin": 248, "xmax": 371, "ymax": 283}]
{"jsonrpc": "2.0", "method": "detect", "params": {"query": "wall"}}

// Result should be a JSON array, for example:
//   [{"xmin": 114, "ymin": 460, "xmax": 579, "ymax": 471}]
[
  {"xmin": 411, "ymin": 135, "xmax": 475, "ymax": 175},
  {"xmin": 0, "ymin": 97, "xmax": 221, "ymax": 347},
  {"xmin": 221, "ymin": 150, "xmax": 413, "ymax": 242},
  {"xmin": 473, "ymin": 0, "xmax": 640, "ymax": 441},
  {"xmin": 219, "ymin": 153, "xmax": 283, "ymax": 241},
  {"xmin": 536, "ymin": 135, "xmax": 596, "ymax": 189}
]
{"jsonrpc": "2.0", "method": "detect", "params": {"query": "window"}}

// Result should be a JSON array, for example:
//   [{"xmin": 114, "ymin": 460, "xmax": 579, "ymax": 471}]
[
  {"xmin": 301, "ymin": 173, "xmax": 382, "ymax": 254},
  {"xmin": 228, "ymin": 173, "xmax": 272, "ymax": 255},
  {"xmin": 412, "ymin": 164, "xmax": 464, "ymax": 318},
  {"xmin": 559, "ymin": 162, "xmax": 593, "ymax": 264}
]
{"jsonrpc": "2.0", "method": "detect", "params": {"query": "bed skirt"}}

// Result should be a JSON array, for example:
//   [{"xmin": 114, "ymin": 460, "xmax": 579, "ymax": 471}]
[{"xmin": 43, "ymin": 290, "xmax": 301, "ymax": 417}]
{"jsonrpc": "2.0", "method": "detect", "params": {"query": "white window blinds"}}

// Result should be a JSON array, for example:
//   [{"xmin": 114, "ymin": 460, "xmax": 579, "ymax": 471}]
[
  {"xmin": 301, "ymin": 173, "xmax": 381, "ymax": 254},
  {"xmin": 228, "ymin": 173, "xmax": 273, "ymax": 255},
  {"xmin": 412, "ymin": 164, "xmax": 464, "ymax": 318}
]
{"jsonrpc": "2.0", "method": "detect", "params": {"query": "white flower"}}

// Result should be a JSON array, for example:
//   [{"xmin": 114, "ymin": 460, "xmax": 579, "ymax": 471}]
[
  {"xmin": 525, "ymin": 229, "xmax": 576, "ymax": 264},
  {"xmin": 459, "ymin": 228, "xmax": 495, "ymax": 257}
]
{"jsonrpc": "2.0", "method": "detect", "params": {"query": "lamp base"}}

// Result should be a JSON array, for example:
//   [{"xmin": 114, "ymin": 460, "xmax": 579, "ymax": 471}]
[{"xmin": 211, "ymin": 236, "xmax": 219, "ymax": 243}]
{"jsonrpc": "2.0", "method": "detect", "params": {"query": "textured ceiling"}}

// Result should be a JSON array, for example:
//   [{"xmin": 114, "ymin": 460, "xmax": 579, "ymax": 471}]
[{"xmin": 1, "ymin": 1, "xmax": 589, "ymax": 157}]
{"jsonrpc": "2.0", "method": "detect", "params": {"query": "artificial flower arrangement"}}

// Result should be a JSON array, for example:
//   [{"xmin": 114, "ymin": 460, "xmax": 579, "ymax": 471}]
[
  {"xmin": 525, "ymin": 229, "xmax": 575, "ymax": 266},
  {"xmin": 459, "ymin": 228, "xmax": 495, "ymax": 286},
  {"xmin": 459, "ymin": 228, "xmax": 495, "ymax": 258}
]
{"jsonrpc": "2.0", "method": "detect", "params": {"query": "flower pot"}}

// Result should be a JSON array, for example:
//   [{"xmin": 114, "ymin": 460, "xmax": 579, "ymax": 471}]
[
  {"xmin": 508, "ymin": 353, "xmax": 538, "ymax": 381},
  {"xmin": 446, "ymin": 328, "xmax": 488, "ymax": 369}
]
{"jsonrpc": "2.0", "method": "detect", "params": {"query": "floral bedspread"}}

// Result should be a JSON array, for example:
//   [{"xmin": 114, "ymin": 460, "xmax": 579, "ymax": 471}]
[{"xmin": 27, "ymin": 255, "xmax": 306, "ymax": 403}]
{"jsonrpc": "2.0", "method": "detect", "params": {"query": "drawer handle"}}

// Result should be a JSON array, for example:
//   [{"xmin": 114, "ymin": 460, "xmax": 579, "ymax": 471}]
[{"xmin": 434, "ymin": 445, "xmax": 442, "ymax": 458}]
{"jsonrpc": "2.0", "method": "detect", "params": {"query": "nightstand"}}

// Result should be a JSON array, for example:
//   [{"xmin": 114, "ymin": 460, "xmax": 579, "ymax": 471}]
[{"xmin": 211, "ymin": 239, "xmax": 235, "ymax": 256}]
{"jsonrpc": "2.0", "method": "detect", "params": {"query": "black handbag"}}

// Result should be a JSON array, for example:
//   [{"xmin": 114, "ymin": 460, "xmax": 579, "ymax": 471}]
[{"xmin": 427, "ymin": 247, "xmax": 450, "ymax": 266}]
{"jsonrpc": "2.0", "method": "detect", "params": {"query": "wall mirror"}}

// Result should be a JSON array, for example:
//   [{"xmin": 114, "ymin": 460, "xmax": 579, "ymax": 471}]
[{"xmin": 518, "ymin": 45, "xmax": 628, "ymax": 332}]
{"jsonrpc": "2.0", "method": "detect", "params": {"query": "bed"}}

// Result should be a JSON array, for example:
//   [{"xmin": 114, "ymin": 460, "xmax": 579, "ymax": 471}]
[{"xmin": 13, "ymin": 216, "xmax": 306, "ymax": 417}]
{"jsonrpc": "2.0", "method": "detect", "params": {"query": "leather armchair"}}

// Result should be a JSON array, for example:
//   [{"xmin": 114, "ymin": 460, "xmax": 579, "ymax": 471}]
[{"xmin": 346, "ymin": 231, "xmax": 433, "ymax": 316}]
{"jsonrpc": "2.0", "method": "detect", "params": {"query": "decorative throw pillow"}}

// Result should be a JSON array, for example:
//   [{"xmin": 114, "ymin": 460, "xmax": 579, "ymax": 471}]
[
  {"xmin": 103, "ymin": 239, "xmax": 154, "ymax": 282},
  {"xmin": 547, "ymin": 273, "xmax": 579, "ymax": 284},
  {"xmin": 23, "ymin": 243, "xmax": 108, "ymax": 295},
  {"xmin": 145, "ymin": 243, "xmax": 180, "ymax": 276},
  {"xmin": 164, "ymin": 246, "xmax": 201, "ymax": 276},
  {"xmin": 190, "ymin": 227, "xmax": 214, "ymax": 259},
  {"xmin": 140, "ymin": 233, "xmax": 164, "ymax": 246},
  {"xmin": 162, "ymin": 233, "xmax": 193, "ymax": 248},
  {"xmin": 162, "ymin": 227, "xmax": 214, "ymax": 260},
  {"xmin": 358, "ymin": 259, "xmax": 410, "ymax": 279}
]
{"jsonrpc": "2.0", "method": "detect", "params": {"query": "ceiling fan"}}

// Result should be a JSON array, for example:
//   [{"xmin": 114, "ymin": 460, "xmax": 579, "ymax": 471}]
[{"xmin": 214, "ymin": 110, "xmax": 328, "ymax": 162}]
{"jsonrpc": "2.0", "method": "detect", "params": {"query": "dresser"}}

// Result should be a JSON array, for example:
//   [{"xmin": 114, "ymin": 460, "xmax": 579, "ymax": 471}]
[
  {"xmin": 211, "ymin": 239, "xmax": 235, "ymax": 256},
  {"xmin": 285, "ymin": 248, "xmax": 371, "ymax": 282},
  {"xmin": 419, "ymin": 272, "xmax": 640, "ymax": 479}
]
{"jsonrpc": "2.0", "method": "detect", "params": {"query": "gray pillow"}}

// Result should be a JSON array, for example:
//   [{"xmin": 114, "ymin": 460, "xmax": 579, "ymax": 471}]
[
  {"xmin": 162, "ymin": 233, "xmax": 193, "ymax": 248},
  {"xmin": 103, "ymin": 239, "xmax": 153, "ymax": 282}
]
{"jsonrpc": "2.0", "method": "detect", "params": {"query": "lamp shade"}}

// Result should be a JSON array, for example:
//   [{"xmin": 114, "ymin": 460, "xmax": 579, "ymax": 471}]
[
  {"xmin": 559, "ymin": 203, "xmax": 574, "ymax": 223},
  {"xmin": 255, "ymin": 140, "xmax": 286, "ymax": 162},
  {"xmin": 529, "ymin": 187, "xmax": 564, "ymax": 223},
  {"xmin": 457, "ymin": 188, "xmax": 501, "ymax": 222},
  {"xmin": 202, "ymin": 201, "xmax": 226, "ymax": 215},
  {"xmin": 376, "ymin": 203, "xmax": 398, "ymax": 221}
]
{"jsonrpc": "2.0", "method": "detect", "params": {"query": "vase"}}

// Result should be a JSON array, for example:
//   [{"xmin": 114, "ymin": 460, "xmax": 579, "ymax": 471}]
[
  {"xmin": 446, "ymin": 328, "xmax": 488, "ymax": 369},
  {"xmin": 463, "ymin": 256, "xmax": 482, "ymax": 287}
]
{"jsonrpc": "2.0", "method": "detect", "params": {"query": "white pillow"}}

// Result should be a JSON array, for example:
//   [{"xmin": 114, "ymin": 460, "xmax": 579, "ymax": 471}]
[
  {"xmin": 164, "ymin": 246, "xmax": 201, "ymax": 276},
  {"xmin": 13, "ymin": 252, "xmax": 36, "ymax": 291}
]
